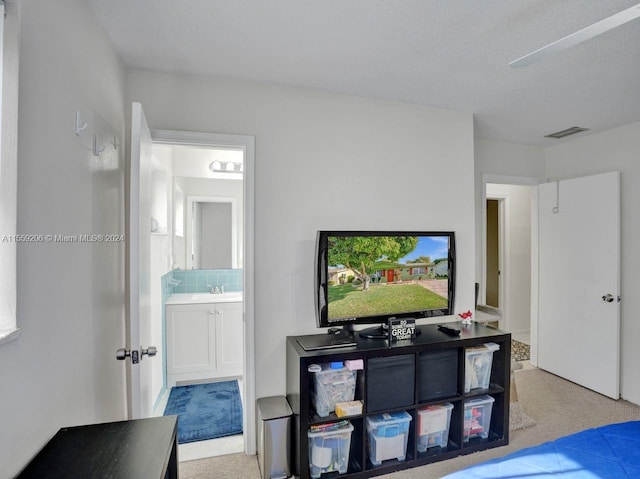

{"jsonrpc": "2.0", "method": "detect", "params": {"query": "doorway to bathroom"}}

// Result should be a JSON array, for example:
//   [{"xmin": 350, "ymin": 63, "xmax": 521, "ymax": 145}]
[{"xmin": 147, "ymin": 129, "xmax": 255, "ymax": 462}]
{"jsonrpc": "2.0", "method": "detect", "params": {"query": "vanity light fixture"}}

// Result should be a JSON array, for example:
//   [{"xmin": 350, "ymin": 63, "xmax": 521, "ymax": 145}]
[{"xmin": 209, "ymin": 160, "xmax": 243, "ymax": 173}]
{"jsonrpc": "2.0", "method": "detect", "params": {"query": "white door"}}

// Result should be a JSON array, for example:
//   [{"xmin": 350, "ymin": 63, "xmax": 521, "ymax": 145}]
[
  {"xmin": 536, "ymin": 171, "xmax": 620, "ymax": 399},
  {"xmin": 126, "ymin": 102, "xmax": 156, "ymax": 418}
]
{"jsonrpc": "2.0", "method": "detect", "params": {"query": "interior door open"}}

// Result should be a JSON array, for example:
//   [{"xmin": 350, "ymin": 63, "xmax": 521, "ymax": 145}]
[
  {"xmin": 126, "ymin": 102, "xmax": 156, "ymax": 418},
  {"xmin": 536, "ymin": 171, "xmax": 620, "ymax": 399}
]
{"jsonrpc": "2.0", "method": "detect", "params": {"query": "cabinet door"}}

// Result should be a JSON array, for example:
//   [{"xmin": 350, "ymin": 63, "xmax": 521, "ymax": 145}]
[
  {"xmin": 166, "ymin": 305, "xmax": 216, "ymax": 375},
  {"xmin": 214, "ymin": 302, "xmax": 244, "ymax": 378}
]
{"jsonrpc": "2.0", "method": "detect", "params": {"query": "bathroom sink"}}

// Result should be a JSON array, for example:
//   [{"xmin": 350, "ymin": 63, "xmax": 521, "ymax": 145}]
[{"xmin": 166, "ymin": 292, "xmax": 243, "ymax": 305}]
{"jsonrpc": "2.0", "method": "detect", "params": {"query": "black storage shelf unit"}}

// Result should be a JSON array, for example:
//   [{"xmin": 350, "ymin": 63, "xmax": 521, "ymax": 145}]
[{"xmin": 286, "ymin": 322, "xmax": 511, "ymax": 479}]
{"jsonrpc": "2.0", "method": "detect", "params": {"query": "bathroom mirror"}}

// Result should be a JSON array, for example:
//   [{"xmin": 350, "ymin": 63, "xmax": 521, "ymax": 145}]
[
  {"xmin": 186, "ymin": 195, "xmax": 238, "ymax": 269},
  {"xmin": 155, "ymin": 142, "xmax": 244, "ymax": 270},
  {"xmin": 172, "ymin": 176, "xmax": 243, "ymax": 270}
]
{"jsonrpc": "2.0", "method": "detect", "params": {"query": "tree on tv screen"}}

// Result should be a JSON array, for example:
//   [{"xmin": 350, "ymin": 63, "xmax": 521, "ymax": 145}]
[{"xmin": 328, "ymin": 236, "xmax": 418, "ymax": 290}]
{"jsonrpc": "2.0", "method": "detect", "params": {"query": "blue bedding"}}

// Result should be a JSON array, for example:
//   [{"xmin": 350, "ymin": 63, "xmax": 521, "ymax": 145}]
[{"xmin": 443, "ymin": 421, "xmax": 640, "ymax": 478}]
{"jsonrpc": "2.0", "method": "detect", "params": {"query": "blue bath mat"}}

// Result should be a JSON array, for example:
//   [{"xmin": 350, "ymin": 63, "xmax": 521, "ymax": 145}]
[{"xmin": 164, "ymin": 380, "xmax": 243, "ymax": 444}]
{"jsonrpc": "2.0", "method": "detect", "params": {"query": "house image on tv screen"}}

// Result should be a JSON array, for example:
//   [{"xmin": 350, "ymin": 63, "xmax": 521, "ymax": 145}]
[{"xmin": 326, "ymin": 235, "xmax": 450, "ymax": 320}]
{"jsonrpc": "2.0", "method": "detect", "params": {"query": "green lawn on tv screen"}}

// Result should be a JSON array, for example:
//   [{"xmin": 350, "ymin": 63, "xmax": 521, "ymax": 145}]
[{"xmin": 327, "ymin": 283, "xmax": 447, "ymax": 319}]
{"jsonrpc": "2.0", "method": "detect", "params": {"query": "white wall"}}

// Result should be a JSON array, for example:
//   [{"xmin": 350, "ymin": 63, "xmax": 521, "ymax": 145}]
[
  {"xmin": 127, "ymin": 71, "xmax": 476, "ymax": 398},
  {"xmin": 486, "ymin": 183, "xmax": 532, "ymax": 335},
  {"xmin": 0, "ymin": 1, "xmax": 127, "ymax": 475},
  {"xmin": 545, "ymin": 121, "xmax": 640, "ymax": 404}
]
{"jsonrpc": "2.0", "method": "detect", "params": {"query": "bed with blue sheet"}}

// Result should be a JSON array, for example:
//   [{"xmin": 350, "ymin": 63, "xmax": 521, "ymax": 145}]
[{"xmin": 443, "ymin": 421, "xmax": 640, "ymax": 478}]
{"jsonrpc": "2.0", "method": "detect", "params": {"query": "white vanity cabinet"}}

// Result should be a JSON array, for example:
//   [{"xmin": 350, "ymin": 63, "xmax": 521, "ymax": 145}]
[{"xmin": 166, "ymin": 300, "xmax": 243, "ymax": 387}]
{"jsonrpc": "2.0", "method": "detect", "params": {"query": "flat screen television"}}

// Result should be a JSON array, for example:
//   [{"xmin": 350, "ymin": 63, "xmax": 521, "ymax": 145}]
[{"xmin": 315, "ymin": 230, "xmax": 456, "ymax": 338}]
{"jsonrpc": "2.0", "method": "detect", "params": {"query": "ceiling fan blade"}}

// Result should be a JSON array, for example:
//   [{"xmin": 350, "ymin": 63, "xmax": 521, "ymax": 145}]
[{"xmin": 509, "ymin": 3, "xmax": 640, "ymax": 68}]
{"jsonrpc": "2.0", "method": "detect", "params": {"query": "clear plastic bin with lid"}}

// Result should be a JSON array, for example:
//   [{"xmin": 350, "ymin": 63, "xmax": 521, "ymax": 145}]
[
  {"xmin": 366, "ymin": 411, "xmax": 412, "ymax": 466},
  {"xmin": 417, "ymin": 402, "xmax": 453, "ymax": 452},
  {"xmin": 463, "ymin": 395, "xmax": 495, "ymax": 442},
  {"xmin": 307, "ymin": 421, "xmax": 354, "ymax": 479},
  {"xmin": 464, "ymin": 342, "xmax": 500, "ymax": 392},
  {"xmin": 310, "ymin": 362, "xmax": 357, "ymax": 417}
]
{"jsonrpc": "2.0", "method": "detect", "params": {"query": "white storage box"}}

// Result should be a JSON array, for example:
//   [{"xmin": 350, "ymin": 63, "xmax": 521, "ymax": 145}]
[
  {"xmin": 463, "ymin": 395, "xmax": 495, "ymax": 442},
  {"xmin": 307, "ymin": 421, "xmax": 354, "ymax": 479},
  {"xmin": 464, "ymin": 342, "xmax": 500, "ymax": 392},
  {"xmin": 366, "ymin": 411, "xmax": 412, "ymax": 466},
  {"xmin": 312, "ymin": 364, "xmax": 357, "ymax": 417},
  {"xmin": 335, "ymin": 400, "xmax": 363, "ymax": 417},
  {"xmin": 417, "ymin": 402, "xmax": 453, "ymax": 451}
]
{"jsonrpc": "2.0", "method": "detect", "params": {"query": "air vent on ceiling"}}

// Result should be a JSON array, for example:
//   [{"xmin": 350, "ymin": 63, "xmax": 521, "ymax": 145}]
[{"xmin": 544, "ymin": 127, "xmax": 589, "ymax": 139}]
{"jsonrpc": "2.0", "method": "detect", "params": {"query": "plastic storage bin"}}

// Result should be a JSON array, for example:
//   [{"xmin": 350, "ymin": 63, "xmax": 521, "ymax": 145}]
[
  {"xmin": 463, "ymin": 395, "xmax": 495, "ymax": 442},
  {"xmin": 367, "ymin": 354, "xmax": 415, "ymax": 412},
  {"xmin": 366, "ymin": 411, "xmax": 412, "ymax": 466},
  {"xmin": 418, "ymin": 349, "xmax": 458, "ymax": 401},
  {"xmin": 312, "ymin": 363, "xmax": 357, "ymax": 417},
  {"xmin": 464, "ymin": 343, "xmax": 500, "ymax": 392},
  {"xmin": 307, "ymin": 421, "xmax": 354, "ymax": 479},
  {"xmin": 417, "ymin": 403, "xmax": 453, "ymax": 452}
]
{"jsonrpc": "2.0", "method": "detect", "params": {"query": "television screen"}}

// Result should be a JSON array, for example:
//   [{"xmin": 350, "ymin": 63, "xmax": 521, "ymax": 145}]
[{"xmin": 315, "ymin": 231, "xmax": 456, "ymax": 330}]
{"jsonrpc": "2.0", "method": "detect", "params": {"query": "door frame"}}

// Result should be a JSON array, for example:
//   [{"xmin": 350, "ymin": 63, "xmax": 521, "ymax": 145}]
[
  {"xmin": 152, "ymin": 128, "xmax": 256, "ymax": 456},
  {"xmin": 481, "ymin": 174, "xmax": 542, "ymax": 335}
]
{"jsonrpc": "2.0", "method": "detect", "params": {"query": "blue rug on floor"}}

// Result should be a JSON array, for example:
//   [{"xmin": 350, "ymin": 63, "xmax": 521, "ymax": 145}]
[{"xmin": 164, "ymin": 380, "xmax": 243, "ymax": 444}]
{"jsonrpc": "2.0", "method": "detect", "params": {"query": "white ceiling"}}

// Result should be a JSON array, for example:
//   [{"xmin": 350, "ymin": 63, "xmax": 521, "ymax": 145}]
[{"xmin": 87, "ymin": 0, "xmax": 640, "ymax": 146}]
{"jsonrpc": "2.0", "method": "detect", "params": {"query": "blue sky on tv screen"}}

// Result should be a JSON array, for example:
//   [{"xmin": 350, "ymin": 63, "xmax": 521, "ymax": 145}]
[{"xmin": 399, "ymin": 236, "xmax": 449, "ymax": 263}]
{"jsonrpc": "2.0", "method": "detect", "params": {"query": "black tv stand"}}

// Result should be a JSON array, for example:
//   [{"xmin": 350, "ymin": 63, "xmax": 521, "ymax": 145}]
[{"xmin": 286, "ymin": 322, "xmax": 511, "ymax": 479}]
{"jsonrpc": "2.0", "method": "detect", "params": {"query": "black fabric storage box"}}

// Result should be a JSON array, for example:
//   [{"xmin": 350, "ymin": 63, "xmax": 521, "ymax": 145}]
[
  {"xmin": 367, "ymin": 354, "xmax": 415, "ymax": 412},
  {"xmin": 418, "ymin": 349, "xmax": 458, "ymax": 401}
]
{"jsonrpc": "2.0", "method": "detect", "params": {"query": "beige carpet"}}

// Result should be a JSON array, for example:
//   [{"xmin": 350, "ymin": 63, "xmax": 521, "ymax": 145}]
[
  {"xmin": 179, "ymin": 368, "xmax": 640, "ymax": 479},
  {"xmin": 179, "ymin": 452, "xmax": 261, "ymax": 479}
]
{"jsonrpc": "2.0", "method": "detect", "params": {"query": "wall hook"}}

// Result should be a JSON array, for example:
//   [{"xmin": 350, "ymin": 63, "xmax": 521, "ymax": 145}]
[
  {"xmin": 93, "ymin": 134, "xmax": 106, "ymax": 156},
  {"xmin": 75, "ymin": 110, "xmax": 88, "ymax": 136}
]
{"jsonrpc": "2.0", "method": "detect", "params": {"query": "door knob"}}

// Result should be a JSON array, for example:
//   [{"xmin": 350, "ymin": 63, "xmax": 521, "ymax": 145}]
[
  {"xmin": 601, "ymin": 294, "xmax": 618, "ymax": 303},
  {"xmin": 116, "ymin": 348, "xmax": 139, "ymax": 364},
  {"xmin": 116, "ymin": 346, "xmax": 156, "ymax": 363},
  {"xmin": 142, "ymin": 346, "xmax": 157, "ymax": 357},
  {"xmin": 116, "ymin": 348, "xmax": 129, "ymax": 360}
]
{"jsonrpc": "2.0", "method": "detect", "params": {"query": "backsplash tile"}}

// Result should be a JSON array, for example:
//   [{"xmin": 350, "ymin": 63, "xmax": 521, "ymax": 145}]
[{"xmin": 165, "ymin": 269, "xmax": 243, "ymax": 295}]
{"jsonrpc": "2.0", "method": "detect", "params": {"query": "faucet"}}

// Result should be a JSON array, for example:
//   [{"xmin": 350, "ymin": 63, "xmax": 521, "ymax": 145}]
[{"xmin": 207, "ymin": 284, "xmax": 227, "ymax": 294}]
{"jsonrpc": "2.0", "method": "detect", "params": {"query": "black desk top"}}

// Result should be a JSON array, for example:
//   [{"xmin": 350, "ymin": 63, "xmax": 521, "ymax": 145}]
[{"xmin": 17, "ymin": 416, "xmax": 178, "ymax": 479}]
